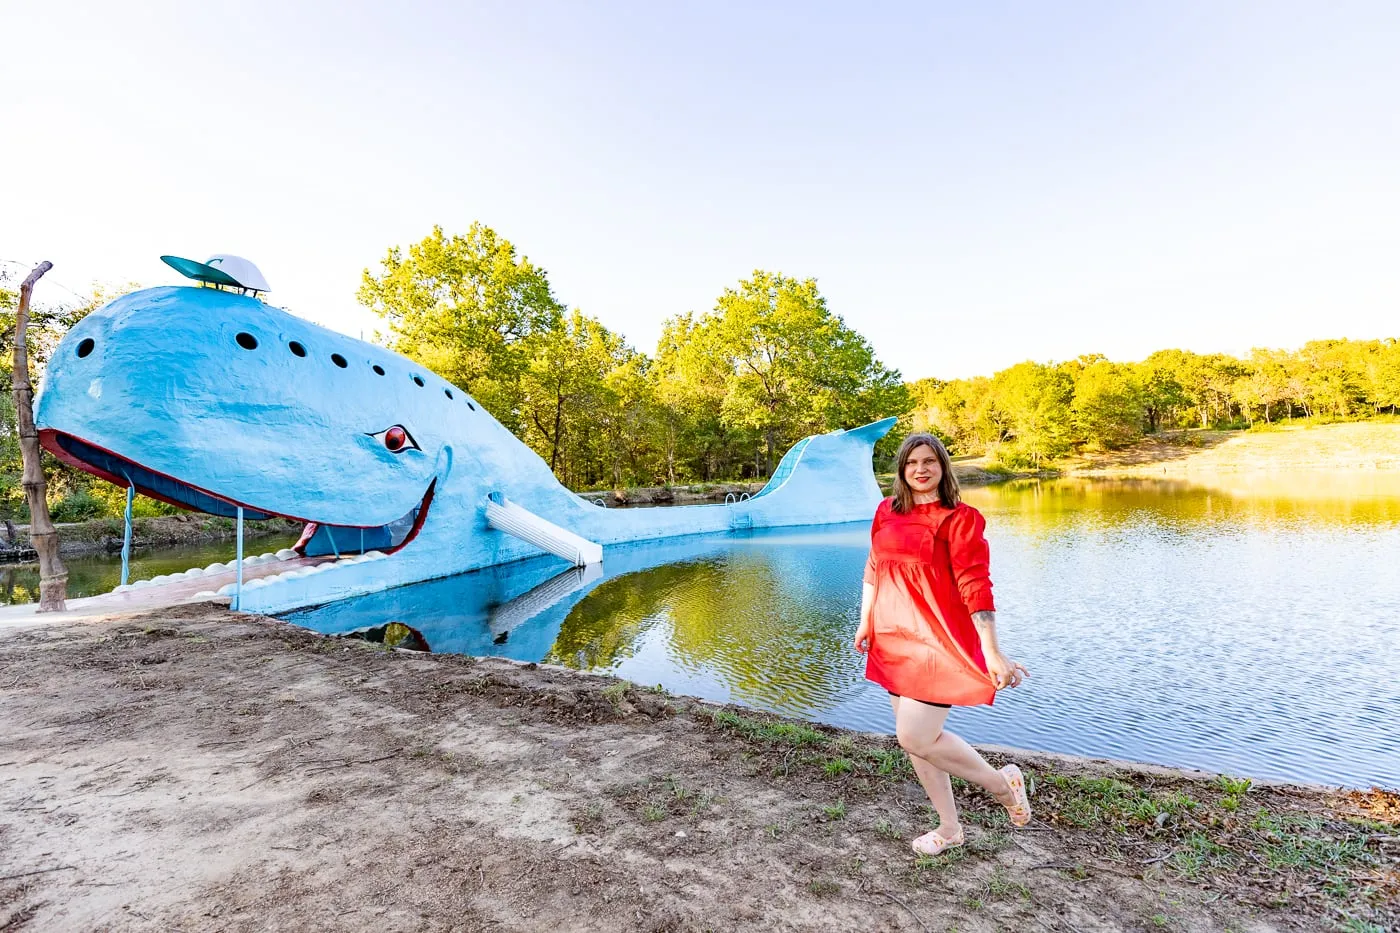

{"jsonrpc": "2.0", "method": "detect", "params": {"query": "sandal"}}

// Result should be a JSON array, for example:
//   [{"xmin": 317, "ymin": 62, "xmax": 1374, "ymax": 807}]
[
  {"xmin": 911, "ymin": 827, "xmax": 965, "ymax": 856},
  {"xmin": 999, "ymin": 764, "xmax": 1032, "ymax": 827}
]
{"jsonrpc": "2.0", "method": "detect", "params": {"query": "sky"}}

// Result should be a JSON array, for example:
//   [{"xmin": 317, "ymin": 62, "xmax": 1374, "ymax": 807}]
[{"xmin": 3, "ymin": 0, "xmax": 1397, "ymax": 381}]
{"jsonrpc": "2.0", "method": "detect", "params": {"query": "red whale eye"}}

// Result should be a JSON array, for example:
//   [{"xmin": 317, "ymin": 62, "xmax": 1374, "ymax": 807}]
[{"xmin": 370, "ymin": 425, "xmax": 419, "ymax": 453}]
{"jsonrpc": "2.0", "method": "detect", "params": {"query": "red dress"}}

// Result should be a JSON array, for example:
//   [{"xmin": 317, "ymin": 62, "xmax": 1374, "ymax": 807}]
[{"xmin": 863, "ymin": 498, "xmax": 998, "ymax": 707}]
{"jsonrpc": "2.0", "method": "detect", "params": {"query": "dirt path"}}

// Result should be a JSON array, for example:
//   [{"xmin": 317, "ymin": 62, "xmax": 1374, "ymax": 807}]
[{"xmin": 1, "ymin": 608, "xmax": 1395, "ymax": 932}]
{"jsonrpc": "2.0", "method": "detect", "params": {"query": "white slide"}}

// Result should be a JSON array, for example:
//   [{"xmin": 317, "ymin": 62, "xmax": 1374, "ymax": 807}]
[{"xmin": 485, "ymin": 495, "xmax": 604, "ymax": 566}]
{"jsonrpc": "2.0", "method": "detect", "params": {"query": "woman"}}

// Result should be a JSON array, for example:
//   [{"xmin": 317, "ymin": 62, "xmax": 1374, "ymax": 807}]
[{"xmin": 854, "ymin": 433, "xmax": 1032, "ymax": 856}]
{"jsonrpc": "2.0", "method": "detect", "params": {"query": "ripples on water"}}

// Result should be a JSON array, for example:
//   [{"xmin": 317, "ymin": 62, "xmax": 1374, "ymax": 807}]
[{"xmin": 286, "ymin": 477, "xmax": 1400, "ymax": 789}]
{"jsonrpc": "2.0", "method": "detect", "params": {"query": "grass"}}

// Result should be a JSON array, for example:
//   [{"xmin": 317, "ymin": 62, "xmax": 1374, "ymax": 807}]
[
  {"xmin": 1039, "ymin": 773, "xmax": 1199, "ymax": 830},
  {"xmin": 865, "ymin": 747, "xmax": 914, "ymax": 778},
  {"xmin": 710, "ymin": 709, "xmax": 826, "ymax": 747},
  {"xmin": 1169, "ymin": 833, "xmax": 1239, "ymax": 879},
  {"xmin": 983, "ymin": 869, "xmax": 1031, "ymax": 901},
  {"xmin": 1216, "ymin": 775, "xmax": 1253, "ymax": 812},
  {"xmin": 1336, "ymin": 918, "xmax": 1386, "ymax": 933},
  {"xmin": 697, "ymin": 705, "xmax": 1397, "ymax": 929},
  {"xmin": 822, "ymin": 757, "xmax": 855, "ymax": 778},
  {"xmin": 665, "ymin": 775, "xmax": 693, "ymax": 801},
  {"xmin": 602, "ymin": 680, "xmax": 629, "ymax": 705},
  {"xmin": 873, "ymin": 818, "xmax": 901, "ymax": 841}
]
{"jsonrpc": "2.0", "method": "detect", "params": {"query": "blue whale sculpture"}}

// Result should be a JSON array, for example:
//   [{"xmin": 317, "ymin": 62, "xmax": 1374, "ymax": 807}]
[{"xmin": 35, "ymin": 285, "xmax": 894, "ymax": 614}]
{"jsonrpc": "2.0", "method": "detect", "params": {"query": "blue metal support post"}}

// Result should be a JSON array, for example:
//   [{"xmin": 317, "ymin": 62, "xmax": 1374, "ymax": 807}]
[
  {"xmin": 235, "ymin": 507, "xmax": 244, "ymax": 610},
  {"xmin": 120, "ymin": 484, "xmax": 134, "ymax": 586}
]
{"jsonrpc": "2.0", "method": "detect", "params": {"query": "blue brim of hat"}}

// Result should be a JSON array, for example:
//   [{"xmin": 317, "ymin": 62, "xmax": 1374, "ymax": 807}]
[{"xmin": 160, "ymin": 255, "xmax": 244, "ymax": 288}]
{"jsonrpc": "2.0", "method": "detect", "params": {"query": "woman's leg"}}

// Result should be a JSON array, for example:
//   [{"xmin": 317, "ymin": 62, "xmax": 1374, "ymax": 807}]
[
  {"xmin": 890, "ymin": 696, "xmax": 960, "ymax": 835},
  {"xmin": 893, "ymin": 698, "xmax": 1015, "ymax": 809}
]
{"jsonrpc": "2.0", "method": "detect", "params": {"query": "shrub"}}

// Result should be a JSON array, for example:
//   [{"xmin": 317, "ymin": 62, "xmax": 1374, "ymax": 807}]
[{"xmin": 49, "ymin": 490, "xmax": 108, "ymax": 523}]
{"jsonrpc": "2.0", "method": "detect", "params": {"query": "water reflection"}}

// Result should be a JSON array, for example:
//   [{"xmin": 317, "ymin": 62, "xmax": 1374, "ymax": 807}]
[
  {"xmin": 284, "ymin": 478, "xmax": 1400, "ymax": 789},
  {"xmin": 969, "ymin": 474, "xmax": 1400, "ymax": 530},
  {"xmin": 287, "ymin": 526, "xmax": 871, "ymax": 717}
]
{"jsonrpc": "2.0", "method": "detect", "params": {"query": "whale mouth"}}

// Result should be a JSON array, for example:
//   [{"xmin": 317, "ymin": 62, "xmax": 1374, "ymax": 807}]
[{"xmin": 39, "ymin": 430, "xmax": 434, "ymax": 557}]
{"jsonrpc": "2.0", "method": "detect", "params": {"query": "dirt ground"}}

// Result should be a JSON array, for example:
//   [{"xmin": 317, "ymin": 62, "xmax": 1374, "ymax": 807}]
[{"xmin": 1, "ymin": 607, "xmax": 1395, "ymax": 933}]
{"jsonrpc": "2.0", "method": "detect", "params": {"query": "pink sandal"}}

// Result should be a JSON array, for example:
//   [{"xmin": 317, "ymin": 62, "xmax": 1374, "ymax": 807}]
[
  {"xmin": 911, "ymin": 827, "xmax": 965, "ymax": 856},
  {"xmin": 999, "ymin": 764, "xmax": 1032, "ymax": 826}
]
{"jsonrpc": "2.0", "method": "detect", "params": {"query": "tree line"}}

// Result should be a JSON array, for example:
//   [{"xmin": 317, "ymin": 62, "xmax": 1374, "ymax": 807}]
[
  {"xmin": 911, "ymin": 340, "xmax": 1400, "ymax": 468},
  {"xmin": 3, "ymin": 227, "xmax": 1397, "ymax": 523},
  {"xmin": 358, "ymin": 224, "xmax": 910, "ymax": 489}
]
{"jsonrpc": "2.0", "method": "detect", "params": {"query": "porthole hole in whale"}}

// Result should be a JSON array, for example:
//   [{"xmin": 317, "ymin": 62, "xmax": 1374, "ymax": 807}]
[
  {"xmin": 331, "ymin": 353, "xmax": 348, "ymax": 368},
  {"xmin": 444, "ymin": 388, "xmax": 453, "ymax": 400},
  {"xmin": 77, "ymin": 337, "xmax": 95, "ymax": 358},
  {"xmin": 412, "ymin": 374, "xmax": 425, "ymax": 387},
  {"xmin": 372, "ymin": 364, "xmax": 385, "ymax": 375},
  {"xmin": 289, "ymin": 341, "xmax": 307, "ymax": 357},
  {"xmin": 236, "ymin": 332, "xmax": 258, "ymax": 350}
]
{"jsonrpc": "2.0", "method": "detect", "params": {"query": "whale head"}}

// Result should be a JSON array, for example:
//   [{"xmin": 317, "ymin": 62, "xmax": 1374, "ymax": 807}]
[{"xmin": 35, "ymin": 285, "xmax": 512, "ymax": 554}]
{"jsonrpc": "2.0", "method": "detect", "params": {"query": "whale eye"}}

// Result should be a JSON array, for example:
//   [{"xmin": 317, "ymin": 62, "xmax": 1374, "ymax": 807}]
[{"xmin": 370, "ymin": 425, "xmax": 419, "ymax": 454}]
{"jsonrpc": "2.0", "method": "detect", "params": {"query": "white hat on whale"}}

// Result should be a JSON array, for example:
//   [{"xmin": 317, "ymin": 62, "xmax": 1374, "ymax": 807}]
[{"xmin": 160, "ymin": 254, "xmax": 271, "ymax": 294}]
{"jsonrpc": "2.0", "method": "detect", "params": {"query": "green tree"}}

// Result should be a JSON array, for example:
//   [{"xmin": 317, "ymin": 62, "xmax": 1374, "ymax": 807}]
[
  {"xmin": 518, "ymin": 310, "xmax": 643, "ymax": 487},
  {"xmin": 358, "ymin": 223, "xmax": 564, "ymax": 432},
  {"xmin": 990, "ymin": 361, "xmax": 1074, "ymax": 467},
  {"xmin": 650, "ymin": 312, "xmax": 744, "ymax": 482},
  {"xmin": 1135, "ymin": 351, "xmax": 1190, "ymax": 433},
  {"xmin": 1069, "ymin": 360, "xmax": 1144, "ymax": 449},
  {"xmin": 704, "ymin": 271, "xmax": 909, "ymax": 474}
]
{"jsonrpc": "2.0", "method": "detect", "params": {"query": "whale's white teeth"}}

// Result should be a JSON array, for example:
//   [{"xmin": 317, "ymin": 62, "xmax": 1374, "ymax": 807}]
[
  {"xmin": 200, "ymin": 548, "xmax": 393, "ymax": 600},
  {"xmin": 204, "ymin": 561, "xmax": 227, "ymax": 574},
  {"xmin": 182, "ymin": 567, "xmax": 203, "ymax": 578}
]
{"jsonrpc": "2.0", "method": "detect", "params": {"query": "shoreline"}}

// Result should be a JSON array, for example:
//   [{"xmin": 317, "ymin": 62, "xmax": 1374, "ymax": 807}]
[
  {"xmin": 7, "ymin": 422, "xmax": 1398, "ymax": 565},
  {"xmin": 1, "ymin": 606, "xmax": 1394, "ymax": 931}
]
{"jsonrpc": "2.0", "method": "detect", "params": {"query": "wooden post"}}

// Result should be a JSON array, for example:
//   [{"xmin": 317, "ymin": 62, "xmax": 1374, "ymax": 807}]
[{"xmin": 12, "ymin": 261, "xmax": 67, "ymax": 611}]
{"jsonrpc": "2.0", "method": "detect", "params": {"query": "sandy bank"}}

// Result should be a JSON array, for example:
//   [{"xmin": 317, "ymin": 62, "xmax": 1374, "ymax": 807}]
[
  {"xmin": 1, "ymin": 607, "xmax": 1394, "ymax": 931},
  {"xmin": 1066, "ymin": 422, "xmax": 1400, "ymax": 478}
]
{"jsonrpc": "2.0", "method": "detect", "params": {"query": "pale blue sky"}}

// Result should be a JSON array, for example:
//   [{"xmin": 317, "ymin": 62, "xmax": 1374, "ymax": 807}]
[{"xmin": 4, "ymin": 1, "xmax": 1397, "ymax": 379}]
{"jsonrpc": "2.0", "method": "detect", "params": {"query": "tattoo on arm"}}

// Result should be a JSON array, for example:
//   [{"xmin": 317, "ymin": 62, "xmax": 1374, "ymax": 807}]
[{"xmin": 971, "ymin": 611, "xmax": 999, "ymax": 654}]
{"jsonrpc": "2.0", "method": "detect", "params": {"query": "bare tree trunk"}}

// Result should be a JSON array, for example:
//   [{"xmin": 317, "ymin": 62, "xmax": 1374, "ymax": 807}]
[{"xmin": 12, "ymin": 261, "xmax": 67, "ymax": 611}]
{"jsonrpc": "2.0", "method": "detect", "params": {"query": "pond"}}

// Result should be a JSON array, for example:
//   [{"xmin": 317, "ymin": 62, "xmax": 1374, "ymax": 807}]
[
  {"xmin": 0, "ymin": 534, "xmax": 302, "ymax": 606},
  {"xmin": 285, "ymin": 475, "xmax": 1400, "ymax": 790}
]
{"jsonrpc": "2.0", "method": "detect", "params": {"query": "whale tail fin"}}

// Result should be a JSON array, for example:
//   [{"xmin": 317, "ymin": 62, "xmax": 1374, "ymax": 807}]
[
  {"xmin": 840, "ymin": 416, "xmax": 899, "ymax": 448},
  {"xmin": 744, "ymin": 417, "xmax": 897, "ymax": 524}
]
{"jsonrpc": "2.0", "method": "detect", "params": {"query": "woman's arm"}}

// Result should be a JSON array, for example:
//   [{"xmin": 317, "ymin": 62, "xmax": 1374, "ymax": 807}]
[
  {"xmin": 949, "ymin": 508, "xmax": 1028, "ymax": 688},
  {"xmin": 854, "ymin": 502, "xmax": 886, "ymax": 654},
  {"xmin": 972, "ymin": 610, "xmax": 1026, "ymax": 687},
  {"xmin": 947, "ymin": 507, "xmax": 996, "ymax": 616},
  {"xmin": 854, "ymin": 581, "xmax": 875, "ymax": 653}
]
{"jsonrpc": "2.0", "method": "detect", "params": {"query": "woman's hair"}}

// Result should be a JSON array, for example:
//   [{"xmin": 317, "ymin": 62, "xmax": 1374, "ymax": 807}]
[{"xmin": 891, "ymin": 433, "xmax": 960, "ymax": 513}]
